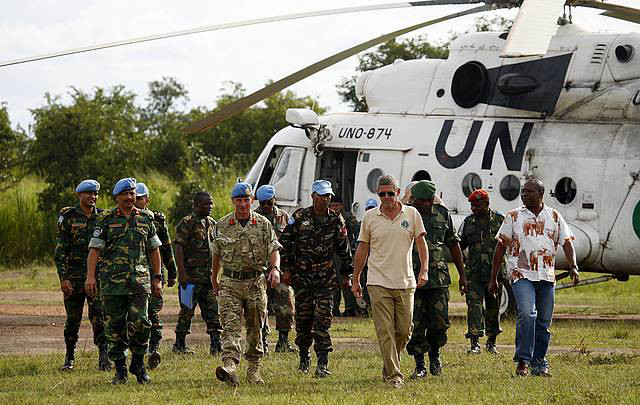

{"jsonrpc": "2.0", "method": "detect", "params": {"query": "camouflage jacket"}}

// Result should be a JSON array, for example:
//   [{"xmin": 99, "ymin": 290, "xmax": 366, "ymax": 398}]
[
  {"xmin": 341, "ymin": 210, "xmax": 360, "ymax": 250},
  {"xmin": 459, "ymin": 209, "xmax": 506, "ymax": 282},
  {"xmin": 213, "ymin": 211, "xmax": 281, "ymax": 273},
  {"xmin": 174, "ymin": 211, "xmax": 216, "ymax": 284},
  {"xmin": 88, "ymin": 207, "xmax": 162, "ymax": 295},
  {"xmin": 254, "ymin": 205, "xmax": 289, "ymax": 238},
  {"xmin": 280, "ymin": 206, "xmax": 353, "ymax": 286},
  {"xmin": 144, "ymin": 209, "xmax": 178, "ymax": 281},
  {"xmin": 413, "ymin": 203, "xmax": 460, "ymax": 289},
  {"xmin": 54, "ymin": 204, "xmax": 103, "ymax": 282}
]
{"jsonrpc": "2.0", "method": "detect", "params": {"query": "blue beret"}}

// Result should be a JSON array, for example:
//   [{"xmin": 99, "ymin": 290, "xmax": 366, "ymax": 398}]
[
  {"xmin": 231, "ymin": 182, "xmax": 252, "ymax": 198},
  {"xmin": 256, "ymin": 185, "xmax": 276, "ymax": 202},
  {"xmin": 75, "ymin": 179, "xmax": 100, "ymax": 193},
  {"xmin": 311, "ymin": 179, "xmax": 333, "ymax": 196},
  {"xmin": 112, "ymin": 177, "xmax": 136, "ymax": 196},
  {"xmin": 135, "ymin": 182, "xmax": 149, "ymax": 197},
  {"xmin": 365, "ymin": 198, "xmax": 378, "ymax": 209}
]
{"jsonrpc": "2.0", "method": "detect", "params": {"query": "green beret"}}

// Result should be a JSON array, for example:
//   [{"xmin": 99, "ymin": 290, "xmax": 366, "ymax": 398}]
[{"xmin": 412, "ymin": 180, "xmax": 436, "ymax": 200}]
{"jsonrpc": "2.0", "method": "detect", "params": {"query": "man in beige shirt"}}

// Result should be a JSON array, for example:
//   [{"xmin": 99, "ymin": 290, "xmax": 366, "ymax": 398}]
[{"xmin": 352, "ymin": 174, "xmax": 429, "ymax": 388}]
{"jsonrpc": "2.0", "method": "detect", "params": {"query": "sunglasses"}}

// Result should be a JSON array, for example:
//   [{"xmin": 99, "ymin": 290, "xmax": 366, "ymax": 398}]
[{"xmin": 377, "ymin": 191, "xmax": 396, "ymax": 197}]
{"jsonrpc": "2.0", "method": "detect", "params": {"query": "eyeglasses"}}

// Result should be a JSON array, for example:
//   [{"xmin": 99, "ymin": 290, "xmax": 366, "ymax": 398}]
[{"xmin": 377, "ymin": 191, "xmax": 396, "ymax": 197}]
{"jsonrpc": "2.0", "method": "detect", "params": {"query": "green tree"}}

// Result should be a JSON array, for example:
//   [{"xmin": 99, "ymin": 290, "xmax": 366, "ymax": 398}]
[{"xmin": 0, "ymin": 103, "xmax": 28, "ymax": 191}]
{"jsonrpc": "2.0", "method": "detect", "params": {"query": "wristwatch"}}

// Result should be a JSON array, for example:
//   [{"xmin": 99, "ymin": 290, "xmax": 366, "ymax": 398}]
[{"xmin": 152, "ymin": 274, "xmax": 163, "ymax": 281}]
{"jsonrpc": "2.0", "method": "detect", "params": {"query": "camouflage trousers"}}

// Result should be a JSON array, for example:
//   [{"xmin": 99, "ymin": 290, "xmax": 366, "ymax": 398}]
[
  {"xmin": 63, "ymin": 279, "xmax": 106, "ymax": 349},
  {"xmin": 218, "ymin": 275, "xmax": 267, "ymax": 364},
  {"xmin": 149, "ymin": 295, "xmax": 164, "ymax": 345},
  {"xmin": 102, "ymin": 292, "xmax": 151, "ymax": 361},
  {"xmin": 175, "ymin": 282, "xmax": 222, "ymax": 336},
  {"xmin": 465, "ymin": 280, "xmax": 502, "ymax": 339},
  {"xmin": 406, "ymin": 287, "xmax": 450, "ymax": 356},
  {"xmin": 262, "ymin": 282, "xmax": 295, "ymax": 338},
  {"xmin": 293, "ymin": 281, "xmax": 334, "ymax": 353}
]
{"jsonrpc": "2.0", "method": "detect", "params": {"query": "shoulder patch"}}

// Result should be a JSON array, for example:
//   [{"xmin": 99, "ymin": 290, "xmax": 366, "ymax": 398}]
[
  {"xmin": 288, "ymin": 216, "xmax": 295, "ymax": 225},
  {"xmin": 495, "ymin": 210, "xmax": 505, "ymax": 218},
  {"xmin": 92, "ymin": 228, "xmax": 102, "ymax": 238},
  {"xmin": 57, "ymin": 215, "xmax": 64, "ymax": 225},
  {"xmin": 59, "ymin": 206, "xmax": 74, "ymax": 215}
]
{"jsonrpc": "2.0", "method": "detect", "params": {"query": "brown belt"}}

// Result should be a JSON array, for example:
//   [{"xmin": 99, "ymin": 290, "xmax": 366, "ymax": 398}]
[{"xmin": 223, "ymin": 269, "xmax": 262, "ymax": 280}]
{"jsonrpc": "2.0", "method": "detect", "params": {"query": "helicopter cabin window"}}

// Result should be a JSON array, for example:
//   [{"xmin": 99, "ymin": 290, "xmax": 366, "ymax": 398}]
[
  {"xmin": 412, "ymin": 170, "xmax": 431, "ymax": 181},
  {"xmin": 461, "ymin": 173, "xmax": 482, "ymax": 197},
  {"xmin": 269, "ymin": 147, "xmax": 305, "ymax": 204},
  {"xmin": 367, "ymin": 168, "xmax": 385, "ymax": 193},
  {"xmin": 553, "ymin": 177, "xmax": 577, "ymax": 205},
  {"xmin": 500, "ymin": 175, "xmax": 520, "ymax": 201},
  {"xmin": 254, "ymin": 145, "xmax": 285, "ymax": 189}
]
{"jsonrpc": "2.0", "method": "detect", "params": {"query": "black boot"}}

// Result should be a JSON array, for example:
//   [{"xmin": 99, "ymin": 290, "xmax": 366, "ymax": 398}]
[
  {"xmin": 148, "ymin": 340, "xmax": 161, "ymax": 369},
  {"xmin": 468, "ymin": 336, "xmax": 481, "ymax": 355},
  {"xmin": 98, "ymin": 346, "xmax": 112, "ymax": 371},
  {"xmin": 112, "ymin": 359, "xmax": 127, "ymax": 385},
  {"xmin": 298, "ymin": 348, "xmax": 311, "ymax": 374},
  {"xmin": 315, "ymin": 351, "xmax": 331, "ymax": 378},
  {"xmin": 61, "ymin": 346, "xmax": 75, "ymax": 371},
  {"xmin": 411, "ymin": 353, "xmax": 427, "ymax": 379},
  {"xmin": 129, "ymin": 354, "xmax": 151, "ymax": 384},
  {"xmin": 429, "ymin": 348, "xmax": 442, "ymax": 376},
  {"xmin": 263, "ymin": 334, "xmax": 269, "ymax": 356},
  {"xmin": 485, "ymin": 335, "xmax": 498, "ymax": 354},
  {"xmin": 275, "ymin": 330, "xmax": 298, "ymax": 353},
  {"xmin": 172, "ymin": 334, "xmax": 194, "ymax": 354},
  {"xmin": 209, "ymin": 332, "xmax": 222, "ymax": 357}
]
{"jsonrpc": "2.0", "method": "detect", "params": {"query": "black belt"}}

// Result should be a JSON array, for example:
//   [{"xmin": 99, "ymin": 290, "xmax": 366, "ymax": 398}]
[{"xmin": 223, "ymin": 269, "xmax": 262, "ymax": 280}]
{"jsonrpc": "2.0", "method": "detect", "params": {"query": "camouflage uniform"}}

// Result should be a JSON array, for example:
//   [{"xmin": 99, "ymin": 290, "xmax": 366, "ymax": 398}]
[
  {"xmin": 459, "ymin": 209, "xmax": 505, "ymax": 339},
  {"xmin": 54, "ymin": 204, "xmax": 107, "ymax": 352},
  {"xmin": 406, "ymin": 203, "xmax": 460, "ymax": 356},
  {"xmin": 280, "ymin": 207, "xmax": 353, "ymax": 354},
  {"xmin": 145, "ymin": 210, "xmax": 178, "ymax": 348},
  {"xmin": 255, "ymin": 205, "xmax": 294, "ymax": 342},
  {"xmin": 88, "ymin": 207, "xmax": 161, "ymax": 362},
  {"xmin": 333, "ymin": 210, "xmax": 361, "ymax": 316},
  {"xmin": 213, "ymin": 211, "xmax": 281, "ymax": 364},
  {"xmin": 174, "ymin": 211, "xmax": 221, "ymax": 338}
]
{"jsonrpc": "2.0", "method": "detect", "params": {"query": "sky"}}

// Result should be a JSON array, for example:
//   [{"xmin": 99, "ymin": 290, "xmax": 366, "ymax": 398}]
[{"xmin": 1, "ymin": 0, "xmax": 639, "ymax": 132}]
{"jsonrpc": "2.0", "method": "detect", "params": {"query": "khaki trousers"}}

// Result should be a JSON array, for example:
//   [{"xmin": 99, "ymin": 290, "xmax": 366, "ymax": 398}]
[{"xmin": 368, "ymin": 285, "xmax": 414, "ymax": 383}]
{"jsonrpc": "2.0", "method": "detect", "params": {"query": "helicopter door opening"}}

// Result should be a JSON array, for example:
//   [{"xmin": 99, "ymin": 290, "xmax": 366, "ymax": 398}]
[
  {"xmin": 315, "ymin": 149, "xmax": 358, "ymax": 213},
  {"xmin": 250, "ymin": 145, "xmax": 305, "ymax": 207}
]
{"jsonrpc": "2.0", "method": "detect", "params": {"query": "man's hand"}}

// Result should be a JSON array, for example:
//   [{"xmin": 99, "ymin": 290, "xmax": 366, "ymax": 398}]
[
  {"xmin": 84, "ymin": 276, "xmax": 97, "ymax": 298},
  {"xmin": 342, "ymin": 275, "xmax": 352, "ymax": 290},
  {"xmin": 459, "ymin": 275, "xmax": 468, "ymax": 296},
  {"xmin": 178, "ymin": 272, "xmax": 188, "ymax": 285},
  {"xmin": 352, "ymin": 281, "xmax": 363, "ymax": 299},
  {"xmin": 488, "ymin": 278, "xmax": 498, "ymax": 298},
  {"xmin": 152, "ymin": 278, "xmax": 163, "ymax": 298},
  {"xmin": 569, "ymin": 267, "xmax": 580, "ymax": 285},
  {"xmin": 60, "ymin": 280, "xmax": 73, "ymax": 298},
  {"xmin": 167, "ymin": 278, "xmax": 176, "ymax": 288},
  {"xmin": 417, "ymin": 269, "xmax": 428, "ymax": 288},
  {"xmin": 268, "ymin": 268, "xmax": 281, "ymax": 289},
  {"xmin": 282, "ymin": 270, "xmax": 291, "ymax": 286}
]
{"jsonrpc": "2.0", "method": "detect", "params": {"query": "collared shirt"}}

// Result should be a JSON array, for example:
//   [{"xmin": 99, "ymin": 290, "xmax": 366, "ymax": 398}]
[
  {"xmin": 254, "ymin": 205, "xmax": 289, "ymax": 238},
  {"xmin": 174, "ymin": 210, "xmax": 216, "ymax": 283},
  {"xmin": 54, "ymin": 204, "xmax": 102, "ymax": 281},
  {"xmin": 496, "ymin": 204, "xmax": 574, "ymax": 283},
  {"xmin": 359, "ymin": 203, "xmax": 426, "ymax": 289}
]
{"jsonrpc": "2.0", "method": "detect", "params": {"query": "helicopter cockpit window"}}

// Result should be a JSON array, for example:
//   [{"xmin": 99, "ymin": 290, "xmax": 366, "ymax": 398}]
[
  {"xmin": 269, "ymin": 147, "xmax": 305, "ymax": 204},
  {"xmin": 255, "ymin": 145, "xmax": 284, "ymax": 189},
  {"xmin": 451, "ymin": 61, "xmax": 488, "ymax": 109},
  {"xmin": 412, "ymin": 170, "xmax": 431, "ymax": 181},
  {"xmin": 500, "ymin": 175, "xmax": 520, "ymax": 201},
  {"xmin": 461, "ymin": 173, "xmax": 482, "ymax": 197},
  {"xmin": 367, "ymin": 168, "xmax": 385, "ymax": 193},
  {"xmin": 553, "ymin": 177, "xmax": 577, "ymax": 205}
]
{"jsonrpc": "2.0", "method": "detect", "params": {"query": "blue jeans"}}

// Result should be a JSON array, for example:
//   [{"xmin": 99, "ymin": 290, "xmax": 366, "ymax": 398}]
[{"xmin": 512, "ymin": 279, "xmax": 554, "ymax": 371}]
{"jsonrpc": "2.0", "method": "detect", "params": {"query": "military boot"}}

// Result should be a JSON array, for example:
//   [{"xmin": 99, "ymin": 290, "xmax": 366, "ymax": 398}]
[
  {"xmin": 112, "ymin": 359, "xmax": 128, "ymax": 385},
  {"xmin": 315, "ymin": 351, "xmax": 331, "ymax": 378},
  {"xmin": 298, "ymin": 348, "xmax": 311, "ymax": 374},
  {"xmin": 411, "ymin": 353, "xmax": 427, "ymax": 379},
  {"xmin": 275, "ymin": 330, "xmax": 298, "ymax": 353},
  {"xmin": 216, "ymin": 359, "xmax": 240, "ymax": 387},
  {"xmin": 262, "ymin": 334, "xmax": 269, "ymax": 356},
  {"xmin": 98, "ymin": 346, "xmax": 112, "ymax": 371},
  {"xmin": 209, "ymin": 332, "xmax": 222, "ymax": 357},
  {"xmin": 468, "ymin": 336, "xmax": 481, "ymax": 355},
  {"xmin": 148, "ymin": 340, "xmax": 161, "ymax": 369},
  {"xmin": 129, "ymin": 353, "xmax": 151, "ymax": 384},
  {"xmin": 486, "ymin": 335, "xmax": 498, "ymax": 354},
  {"xmin": 429, "ymin": 348, "xmax": 442, "ymax": 376},
  {"xmin": 172, "ymin": 334, "xmax": 195, "ymax": 355},
  {"xmin": 60, "ymin": 345, "xmax": 75, "ymax": 371},
  {"xmin": 246, "ymin": 359, "xmax": 264, "ymax": 384}
]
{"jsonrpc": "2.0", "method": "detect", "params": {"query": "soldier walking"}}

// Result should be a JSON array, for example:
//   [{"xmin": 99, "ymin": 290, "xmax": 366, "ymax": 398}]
[
  {"xmin": 134, "ymin": 182, "xmax": 178, "ymax": 368},
  {"xmin": 459, "ymin": 189, "xmax": 505, "ymax": 354},
  {"xmin": 172, "ymin": 191, "xmax": 222, "ymax": 356},
  {"xmin": 280, "ymin": 180, "xmax": 353, "ymax": 378},
  {"xmin": 85, "ymin": 178, "xmax": 163, "ymax": 384},
  {"xmin": 213, "ymin": 182, "xmax": 281, "ymax": 386},
  {"xmin": 54, "ymin": 179, "xmax": 109, "ymax": 372},
  {"xmin": 254, "ymin": 185, "xmax": 297, "ymax": 353},
  {"xmin": 406, "ymin": 180, "xmax": 468, "ymax": 378}
]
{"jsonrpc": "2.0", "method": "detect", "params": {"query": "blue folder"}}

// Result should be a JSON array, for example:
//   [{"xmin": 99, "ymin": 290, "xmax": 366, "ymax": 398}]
[{"xmin": 179, "ymin": 282, "xmax": 195, "ymax": 309}]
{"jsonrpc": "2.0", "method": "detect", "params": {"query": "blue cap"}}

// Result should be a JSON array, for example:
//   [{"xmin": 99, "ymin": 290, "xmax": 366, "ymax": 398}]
[
  {"xmin": 112, "ymin": 178, "xmax": 136, "ymax": 196},
  {"xmin": 231, "ymin": 182, "xmax": 252, "ymax": 198},
  {"xmin": 256, "ymin": 185, "xmax": 276, "ymax": 202},
  {"xmin": 75, "ymin": 179, "xmax": 100, "ymax": 193},
  {"xmin": 135, "ymin": 182, "xmax": 149, "ymax": 197},
  {"xmin": 311, "ymin": 179, "xmax": 333, "ymax": 196},
  {"xmin": 365, "ymin": 198, "xmax": 378, "ymax": 209}
]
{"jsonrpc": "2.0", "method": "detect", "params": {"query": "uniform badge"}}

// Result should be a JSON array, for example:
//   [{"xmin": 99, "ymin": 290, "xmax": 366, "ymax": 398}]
[
  {"xmin": 57, "ymin": 215, "xmax": 64, "ymax": 225},
  {"xmin": 401, "ymin": 220, "xmax": 409, "ymax": 229},
  {"xmin": 302, "ymin": 220, "xmax": 310, "ymax": 226},
  {"xmin": 93, "ymin": 228, "xmax": 102, "ymax": 238}
]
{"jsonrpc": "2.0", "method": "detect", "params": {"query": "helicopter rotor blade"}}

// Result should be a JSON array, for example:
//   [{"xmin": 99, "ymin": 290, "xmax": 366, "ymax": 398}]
[
  {"xmin": 0, "ymin": 0, "xmax": 486, "ymax": 68},
  {"xmin": 567, "ymin": 0, "xmax": 640, "ymax": 24},
  {"xmin": 184, "ymin": 4, "xmax": 490, "ymax": 134}
]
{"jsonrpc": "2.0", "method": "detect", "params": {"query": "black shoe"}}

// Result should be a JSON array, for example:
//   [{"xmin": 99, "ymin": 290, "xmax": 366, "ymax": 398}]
[
  {"xmin": 315, "ymin": 351, "xmax": 331, "ymax": 378},
  {"xmin": 112, "ymin": 359, "xmax": 128, "ymax": 385},
  {"xmin": 411, "ymin": 354, "xmax": 427, "ymax": 379},
  {"xmin": 485, "ymin": 336, "xmax": 498, "ymax": 354},
  {"xmin": 429, "ymin": 350, "xmax": 442, "ymax": 376},
  {"xmin": 298, "ymin": 349, "xmax": 311, "ymax": 374},
  {"xmin": 148, "ymin": 341, "xmax": 161, "ymax": 370},
  {"xmin": 129, "ymin": 354, "xmax": 151, "ymax": 384},
  {"xmin": 467, "ymin": 337, "xmax": 481, "ymax": 355},
  {"xmin": 98, "ymin": 346, "xmax": 112, "ymax": 371},
  {"xmin": 275, "ymin": 331, "xmax": 298, "ymax": 353},
  {"xmin": 172, "ymin": 334, "xmax": 195, "ymax": 355},
  {"xmin": 332, "ymin": 309, "xmax": 341, "ymax": 317},
  {"xmin": 61, "ymin": 348, "xmax": 75, "ymax": 371},
  {"xmin": 209, "ymin": 333, "xmax": 222, "ymax": 357}
]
